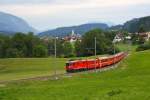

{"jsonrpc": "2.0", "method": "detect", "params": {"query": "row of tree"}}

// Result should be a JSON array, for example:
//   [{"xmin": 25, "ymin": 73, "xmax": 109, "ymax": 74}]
[
  {"xmin": 74, "ymin": 29, "xmax": 119, "ymax": 57},
  {"xmin": 0, "ymin": 32, "xmax": 48, "ymax": 58},
  {"xmin": 0, "ymin": 29, "xmax": 119, "ymax": 58},
  {"xmin": 136, "ymin": 40, "xmax": 150, "ymax": 51}
]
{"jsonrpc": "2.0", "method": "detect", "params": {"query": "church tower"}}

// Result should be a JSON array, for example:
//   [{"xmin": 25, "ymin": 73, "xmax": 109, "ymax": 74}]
[{"xmin": 71, "ymin": 30, "xmax": 75, "ymax": 36}]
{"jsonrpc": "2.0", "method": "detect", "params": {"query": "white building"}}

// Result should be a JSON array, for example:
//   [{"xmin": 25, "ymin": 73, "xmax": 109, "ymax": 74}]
[
  {"xmin": 139, "ymin": 32, "xmax": 150, "ymax": 41},
  {"xmin": 63, "ymin": 30, "xmax": 81, "ymax": 43},
  {"xmin": 113, "ymin": 33, "xmax": 124, "ymax": 43}
]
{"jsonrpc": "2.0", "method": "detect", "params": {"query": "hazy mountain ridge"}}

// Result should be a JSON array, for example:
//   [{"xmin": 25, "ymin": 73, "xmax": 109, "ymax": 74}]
[
  {"xmin": 1, "ymin": 11, "xmax": 150, "ymax": 36},
  {"xmin": 123, "ymin": 16, "xmax": 150, "ymax": 33},
  {"xmin": 39, "ymin": 16, "xmax": 150, "ymax": 37},
  {"xmin": 38, "ymin": 23, "xmax": 109, "ymax": 37},
  {"xmin": 108, "ymin": 16, "xmax": 150, "ymax": 33},
  {"xmin": 109, "ymin": 25, "xmax": 123, "ymax": 31},
  {"xmin": 0, "ymin": 12, "xmax": 37, "ymax": 35}
]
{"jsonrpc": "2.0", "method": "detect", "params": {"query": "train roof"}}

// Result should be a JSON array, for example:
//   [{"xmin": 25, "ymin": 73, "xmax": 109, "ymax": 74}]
[
  {"xmin": 68, "ymin": 59, "xmax": 95, "ymax": 63},
  {"xmin": 67, "ymin": 52, "xmax": 125, "ymax": 63}
]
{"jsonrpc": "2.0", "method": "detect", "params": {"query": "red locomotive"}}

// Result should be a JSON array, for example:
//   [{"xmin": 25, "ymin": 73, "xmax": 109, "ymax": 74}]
[{"xmin": 66, "ymin": 52, "xmax": 127, "ymax": 73}]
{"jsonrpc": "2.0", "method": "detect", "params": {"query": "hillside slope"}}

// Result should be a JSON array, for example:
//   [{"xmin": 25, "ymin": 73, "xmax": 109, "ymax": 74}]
[
  {"xmin": 123, "ymin": 16, "xmax": 150, "ymax": 33},
  {"xmin": 109, "ymin": 16, "xmax": 150, "ymax": 33},
  {"xmin": 0, "ymin": 50, "xmax": 150, "ymax": 99},
  {"xmin": 0, "ymin": 12, "xmax": 37, "ymax": 35}
]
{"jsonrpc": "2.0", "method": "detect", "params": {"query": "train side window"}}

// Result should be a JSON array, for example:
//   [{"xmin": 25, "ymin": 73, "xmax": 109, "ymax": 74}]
[
  {"xmin": 101, "ymin": 59, "xmax": 108, "ymax": 62},
  {"xmin": 67, "ymin": 63, "xmax": 73, "ymax": 66},
  {"xmin": 66, "ymin": 63, "xmax": 70, "ymax": 67}
]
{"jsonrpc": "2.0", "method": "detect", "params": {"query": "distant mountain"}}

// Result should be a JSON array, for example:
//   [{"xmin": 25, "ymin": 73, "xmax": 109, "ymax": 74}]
[
  {"xmin": 104, "ymin": 22, "xmax": 115, "ymax": 27},
  {"xmin": 0, "ymin": 12, "xmax": 37, "ymax": 35},
  {"xmin": 108, "ymin": 16, "xmax": 150, "ymax": 33},
  {"xmin": 109, "ymin": 25, "xmax": 123, "ymax": 31},
  {"xmin": 123, "ymin": 16, "xmax": 150, "ymax": 33},
  {"xmin": 38, "ymin": 23, "xmax": 109, "ymax": 37}
]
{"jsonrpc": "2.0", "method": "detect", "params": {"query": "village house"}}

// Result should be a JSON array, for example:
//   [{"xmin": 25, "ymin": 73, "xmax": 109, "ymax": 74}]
[
  {"xmin": 113, "ymin": 33, "xmax": 124, "ymax": 43},
  {"xmin": 138, "ymin": 32, "xmax": 150, "ymax": 41},
  {"xmin": 113, "ymin": 32, "xmax": 131, "ymax": 43},
  {"xmin": 63, "ymin": 30, "xmax": 81, "ymax": 43}
]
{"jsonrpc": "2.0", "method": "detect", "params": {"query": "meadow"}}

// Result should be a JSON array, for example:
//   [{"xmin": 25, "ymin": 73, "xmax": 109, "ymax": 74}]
[
  {"xmin": 0, "ymin": 53, "xmax": 107, "ymax": 82},
  {"xmin": 0, "ymin": 47, "xmax": 149, "ymax": 99},
  {"xmin": 0, "ymin": 58, "xmax": 66, "ymax": 81}
]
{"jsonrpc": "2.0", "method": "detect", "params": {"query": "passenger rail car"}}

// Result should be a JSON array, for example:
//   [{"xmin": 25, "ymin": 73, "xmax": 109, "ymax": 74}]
[{"xmin": 66, "ymin": 52, "xmax": 127, "ymax": 73}]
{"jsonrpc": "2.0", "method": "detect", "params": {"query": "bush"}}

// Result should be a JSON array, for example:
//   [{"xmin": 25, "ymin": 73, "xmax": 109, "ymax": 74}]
[
  {"xmin": 33, "ymin": 45, "xmax": 48, "ymax": 57},
  {"xmin": 136, "ymin": 40, "xmax": 150, "ymax": 51},
  {"xmin": 6, "ymin": 48, "xmax": 20, "ymax": 58},
  {"xmin": 63, "ymin": 41, "xmax": 74, "ymax": 58},
  {"xmin": 107, "ymin": 46, "xmax": 120, "ymax": 55}
]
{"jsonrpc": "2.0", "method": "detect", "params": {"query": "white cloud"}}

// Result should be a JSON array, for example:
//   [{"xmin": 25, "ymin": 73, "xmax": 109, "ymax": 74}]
[
  {"xmin": 0, "ymin": 0, "xmax": 150, "ymax": 30},
  {"xmin": 1, "ymin": 0, "xmax": 150, "ymax": 16}
]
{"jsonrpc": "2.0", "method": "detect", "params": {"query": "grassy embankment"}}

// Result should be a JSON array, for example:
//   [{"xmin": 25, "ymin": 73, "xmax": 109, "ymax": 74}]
[
  {"xmin": 0, "ymin": 54, "xmax": 108, "ymax": 81},
  {"xmin": 0, "ymin": 43, "xmax": 135, "ymax": 82},
  {"xmin": 0, "ymin": 58, "xmax": 66, "ymax": 81},
  {"xmin": 0, "ymin": 45, "xmax": 149, "ymax": 99}
]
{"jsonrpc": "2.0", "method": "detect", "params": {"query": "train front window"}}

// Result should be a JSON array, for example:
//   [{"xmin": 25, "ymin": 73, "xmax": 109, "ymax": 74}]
[
  {"xmin": 66, "ymin": 63, "xmax": 73, "ymax": 67},
  {"xmin": 66, "ymin": 63, "xmax": 70, "ymax": 67}
]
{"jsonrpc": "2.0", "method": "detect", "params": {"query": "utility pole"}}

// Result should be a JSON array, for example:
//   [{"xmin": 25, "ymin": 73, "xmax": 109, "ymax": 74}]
[
  {"xmin": 55, "ymin": 37, "xmax": 56, "ymax": 59},
  {"xmin": 95, "ymin": 37, "xmax": 97, "ymax": 72},
  {"xmin": 113, "ymin": 42, "xmax": 116, "ymax": 66},
  {"xmin": 54, "ymin": 37, "xmax": 58, "ymax": 80},
  {"xmin": 95, "ymin": 37, "xmax": 97, "ymax": 57}
]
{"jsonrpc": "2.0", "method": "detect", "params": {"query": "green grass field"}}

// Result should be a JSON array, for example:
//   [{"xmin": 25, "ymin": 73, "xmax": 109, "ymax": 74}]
[
  {"xmin": 0, "ymin": 43, "xmax": 129, "ymax": 82},
  {"xmin": 0, "ymin": 58, "xmax": 67, "ymax": 81},
  {"xmin": 0, "ymin": 49, "xmax": 149, "ymax": 100},
  {"xmin": 0, "ymin": 54, "xmax": 107, "ymax": 81},
  {"xmin": 116, "ymin": 43, "xmax": 137, "ymax": 52}
]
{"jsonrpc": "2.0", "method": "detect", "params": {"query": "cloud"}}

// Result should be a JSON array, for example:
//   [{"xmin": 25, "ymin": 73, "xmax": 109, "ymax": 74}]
[
  {"xmin": 0, "ymin": 0, "xmax": 150, "ymax": 30},
  {"xmin": 1, "ymin": 0, "xmax": 150, "ymax": 6},
  {"xmin": 0, "ymin": 0, "xmax": 87, "ymax": 5},
  {"xmin": 0, "ymin": 0, "xmax": 51, "ymax": 4},
  {"xmin": 1, "ymin": 0, "xmax": 150, "ymax": 16}
]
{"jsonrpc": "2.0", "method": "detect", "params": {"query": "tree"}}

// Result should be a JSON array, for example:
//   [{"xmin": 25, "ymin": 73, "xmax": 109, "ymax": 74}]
[
  {"xmin": 11, "ymin": 33, "xmax": 27, "ymax": 57},
  {"xmin": 74, "ymin": 40, "xmax": 82, "ymax": 56},
  {"xmin": 47, "ymin": 38, "xmax": 55, "ymax": 56},
  {"xmin": 55, "ymin": 39, "xmax": 64, "ymax": 57},
  {"xmin": 24, "ymin": 32, "xmax": 34, "ymax": 57},
  {"xmin": 79, "ymin": 29, "xmax": 113, "ymax": 56},
  {"xmin": 24, "ymin": 32, "xmax": 42, "ymax": 57},
  {"xmin": 0, "ymin": 35, "xmax": 11, "ymax": 58},
  {"xmin": 33, "ymin": 45, "xmax": 48, "ymax": 57},
  {"xmin": 104, "ymin": 31, "xmax": 116, "ymax": 41},
  {"xmin": 6, "ymin": 48, "xmax": 20, "ymax": 58},
  {"xmin": 131, "ymin": 33, "xmax": 139, "ymax": 45},
  {"xmin": 138, "ymin": 36, "xmax": 146, "ymax": 44},
  {"xmin": 0, "ymin": 35, "xmax": 5, "ymax": 58},
  {"xmin": 63, "ymin": 41, "xmax": 74, "ymax": 57},
  {"xmin": 0, "ymin": 33, "xmax": 49, "ymax": 58},
  {"xmin": 136, "ymin": 40, "xmax": 150, "ymax": 51},
  {"xmin": 138, "ymin": 25, "xmax": 146, "ymax": 33}
]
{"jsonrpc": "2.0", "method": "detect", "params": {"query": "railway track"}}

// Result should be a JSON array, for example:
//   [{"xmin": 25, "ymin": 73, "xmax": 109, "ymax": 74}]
[
  {"xmin": 0, "ymin": 53, "xmax": 128, "ymax": 84},
  {"xmin": 0, "ymin": 62, "xmax": 122, "ymax": 84}
]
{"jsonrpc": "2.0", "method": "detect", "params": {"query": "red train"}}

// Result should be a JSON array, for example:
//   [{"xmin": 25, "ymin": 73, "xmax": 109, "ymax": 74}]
[{"xmin": 66, "ymin": 52, "xmax": 127, "ymax": 73}]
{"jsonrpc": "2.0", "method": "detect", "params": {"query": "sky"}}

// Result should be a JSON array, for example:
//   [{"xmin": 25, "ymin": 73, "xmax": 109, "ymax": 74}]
[{"xmin": 0, "ymin": 0, "xmax": 150, "ymax": 31}]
